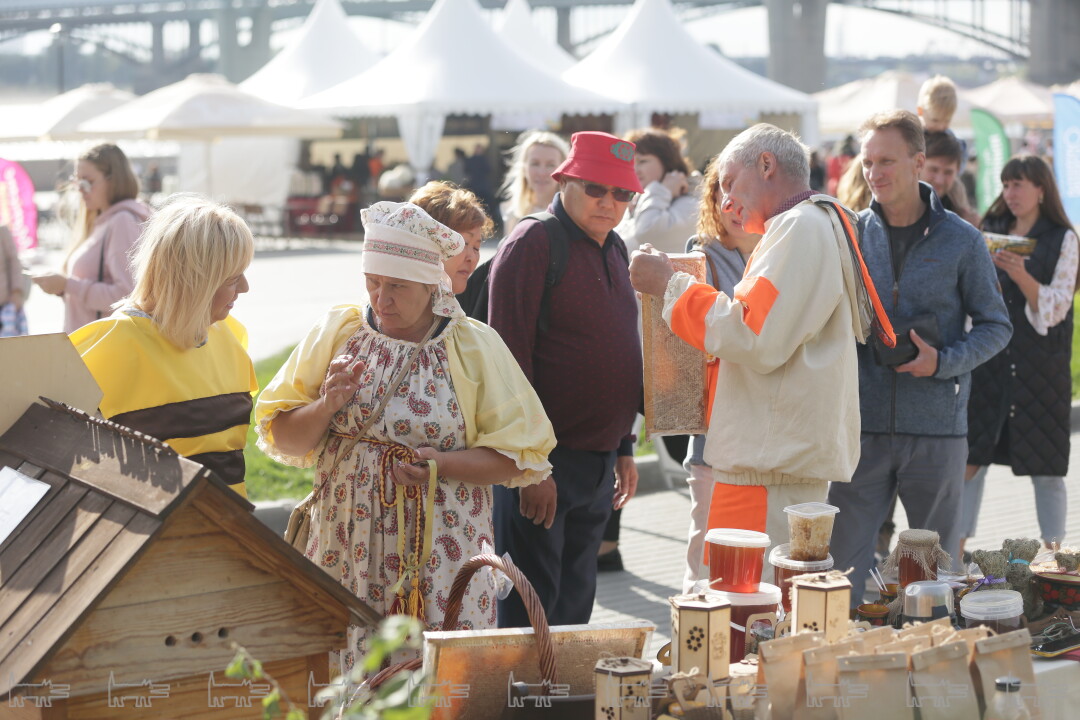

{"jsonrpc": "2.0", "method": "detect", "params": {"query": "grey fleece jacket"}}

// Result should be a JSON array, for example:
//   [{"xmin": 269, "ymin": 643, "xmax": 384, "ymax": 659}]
[{"xmin": 857, "ymin": 182, "xmax": 1012, "ymax": 436}]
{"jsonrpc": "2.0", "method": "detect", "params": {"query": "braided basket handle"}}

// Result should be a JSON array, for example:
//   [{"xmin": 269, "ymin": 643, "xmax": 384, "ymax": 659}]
[
  {"xmin": 442, "ymin": 553, "xmax": 558, "ymax": 690},
  {"xmin": 366, "ymin": 553, "xmax": 559, "ymax": 693}
]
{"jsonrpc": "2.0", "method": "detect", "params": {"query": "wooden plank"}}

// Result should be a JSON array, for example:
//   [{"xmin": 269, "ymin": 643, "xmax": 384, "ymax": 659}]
[
  {"xmin": 0, "ymin": 404, "xmax": 203, "ymax": 517},
  {"xmin": 40, "ymin": 581, "xmax": 348, "ymax": 698},
  {"xmin": 96, "ymin": 522, "xmax": 279, "ymax": 610},
  {"xmin": 58, "ymin": 655, "xmax": 322, "ymax": 719},
  {"xmin": 0, "ymin": 490, "xmax": 111, "ymax": 628},
  {"xmin": 0, "ymin": 478, "xmax": 89, "ymax": 585},
  {"xmin": 0, "ymin": 509, "xmax": 156, "ymax": 699},
  {"xmin": 191, "ymin": 486, "xmax": 382, "ymax": 629},
  {"xmin": 155, "ymin": 505, "xmax": 221, "ymax": 540}
]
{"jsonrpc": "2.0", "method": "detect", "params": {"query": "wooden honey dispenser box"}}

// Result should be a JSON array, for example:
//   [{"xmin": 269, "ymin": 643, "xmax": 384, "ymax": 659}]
[
  {"xmin": 594, "ymin": 657, "xmax": 653, "ymax": 720},
  {"xmin": 669, "ymin": 592, "xmax": 731, "ymax": 682},
  {"xmin": 791, "ymin": 571, "xmax": 852, "ymax": 643}
]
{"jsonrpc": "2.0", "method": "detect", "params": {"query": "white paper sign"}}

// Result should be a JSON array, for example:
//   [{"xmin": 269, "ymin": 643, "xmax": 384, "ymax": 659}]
[{"xmin": 0, "ymin": 465, "xmax": 50, "ymax": 545}]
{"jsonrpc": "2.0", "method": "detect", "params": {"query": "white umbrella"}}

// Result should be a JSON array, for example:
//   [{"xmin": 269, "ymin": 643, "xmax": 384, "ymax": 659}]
[
  {"xmin": 0, "ymin": 83, "xmax": 134, "ymax": 142},
  {"xmin": 78, "ymin": 74, "xmax": 343, "ymax": 140},
  {"xmin": 963, "ymin": 76, "xmax": 1054, "ymax": 128},
  {"xmin": 77, "ymin": 74, "xmax": 343, "ymax": 197}
]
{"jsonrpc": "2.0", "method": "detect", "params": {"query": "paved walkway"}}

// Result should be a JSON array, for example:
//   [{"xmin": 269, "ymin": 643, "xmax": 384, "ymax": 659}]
[
  {"xmin": 596, "ymin": 453, "xmax": 1080, "ymax": 659},
  {"xmin": 24, "ymin": 239, "xmax": 1077, "ymax": 660}
]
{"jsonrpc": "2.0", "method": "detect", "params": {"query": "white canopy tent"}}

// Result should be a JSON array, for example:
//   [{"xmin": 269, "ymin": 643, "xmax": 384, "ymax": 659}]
[
  {"xmin": 497, "ymin": 0, "xmax": 576, "ymax": 75},
  {"xmin": 301, "ymin": 0, "xmax": 623, "ymax": 173},
  {"xmin": 562, "ymin": 0, "xmax": 816, "ymax": 141},
  {"xmin": 813, "ymin": 71, "xmax": 923, "ymax": 139},
  {"xmin": 813, "ymin": 70, "xmax": 974, "ymax": 140},
  {"xmin": 963, "ymin": 76, "xmax": 1053, "ymax": 128},
  {"xmin": 78, "ymin": 74, "xmax": 342, "ymax": 202},
  {"xmin": 0, "ymin": 84, "xmax": 135, "ymax": 142},
  {"xmin": 239, "ymin": 0, "xmax": 377, "ymax": 106}
]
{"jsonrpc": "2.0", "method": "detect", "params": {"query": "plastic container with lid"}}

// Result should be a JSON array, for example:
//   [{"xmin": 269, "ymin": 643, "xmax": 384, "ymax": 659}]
[
  {"xmin": 983, "ymin": 676, "xmax": 1030, "ymax": 720},
  {"xmin": 784, "ymin": 502, "xmax": 839, "ymax": 561},
  {"xmin": 705, "ymin": 529, "xmax": 771, "ymax": 593},
  {"xmin": 960, "ymin": 590, "xmax": 1024, "ymax": 633},
  {"xmin": 768, "ymin": 543, "xmax": 834, "ymax": 612},
  {"xmin": 694, "ymin": 580, "xmax": 782, "ymax": 663}
]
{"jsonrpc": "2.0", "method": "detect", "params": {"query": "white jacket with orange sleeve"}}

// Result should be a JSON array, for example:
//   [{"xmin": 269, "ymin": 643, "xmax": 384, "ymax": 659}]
[{"xmin": 662, "ymin": 197, "xmax": 867, "ymax": 487}]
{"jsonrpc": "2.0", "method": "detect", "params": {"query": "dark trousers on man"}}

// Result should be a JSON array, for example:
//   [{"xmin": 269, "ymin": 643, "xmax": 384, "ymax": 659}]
[{"xmin": 495, "ymin": 445, "xmax": 616, "ymax": 628}]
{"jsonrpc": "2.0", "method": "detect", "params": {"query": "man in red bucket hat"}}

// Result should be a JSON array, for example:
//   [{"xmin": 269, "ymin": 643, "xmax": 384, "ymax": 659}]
[{"xmin": 488, "ymin": 131, "xmax": 644, "ymax": 628}]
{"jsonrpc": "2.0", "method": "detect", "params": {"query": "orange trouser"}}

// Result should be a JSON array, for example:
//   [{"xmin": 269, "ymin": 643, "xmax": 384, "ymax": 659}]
[{"xmin": 703, "ymin": 482, "xmax": 768, "ymax": 564}]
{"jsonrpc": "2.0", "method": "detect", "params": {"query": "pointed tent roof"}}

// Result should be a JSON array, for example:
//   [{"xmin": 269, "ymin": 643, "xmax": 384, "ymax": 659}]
[
  {"xmin": 301, "ymin": 0, "xmax": 620, "ymax": 117},
  {"xmin": 562, "ymin": 0, "xmax": 814, "ymax": 127},
  {"xmin": 963, "ymin": 75, "xmax": 1053, "ymax": 127},
  {"xmin": 240, "ymin": 0, "xmax": 377, "ymax": 106},
  {"xmin": 497, "ymin": 0, "xmax": 576, "ymax": 75}
]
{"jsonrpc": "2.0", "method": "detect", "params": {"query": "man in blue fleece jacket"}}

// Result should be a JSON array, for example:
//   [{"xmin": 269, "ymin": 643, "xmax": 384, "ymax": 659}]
[{"xmin": 828, "ymin": 110, "xmax": 1011, "ymax": 604}]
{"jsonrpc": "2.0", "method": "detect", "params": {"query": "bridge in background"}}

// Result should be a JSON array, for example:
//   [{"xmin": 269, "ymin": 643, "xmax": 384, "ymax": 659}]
[{"xmin": 0, "ymin": 0, "xmax": 1074, "ymax": 93}]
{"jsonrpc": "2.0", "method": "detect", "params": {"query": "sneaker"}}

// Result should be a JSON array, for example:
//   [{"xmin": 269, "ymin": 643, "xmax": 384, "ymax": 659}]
[{"xmin": 597, "ymin": 547, "xmax": 624, "ymax": 572}]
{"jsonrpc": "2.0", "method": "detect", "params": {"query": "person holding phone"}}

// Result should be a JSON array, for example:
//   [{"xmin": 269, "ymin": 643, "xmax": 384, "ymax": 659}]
[{"xmin": 32, "ymin": 143, "xmax": 150, "ymax": 332}]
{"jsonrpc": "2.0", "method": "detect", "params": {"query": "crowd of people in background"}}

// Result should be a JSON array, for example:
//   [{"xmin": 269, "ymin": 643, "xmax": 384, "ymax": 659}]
[{"xmin": 4, "ymin": 70, "xmax": 1076, "ymax": 664}]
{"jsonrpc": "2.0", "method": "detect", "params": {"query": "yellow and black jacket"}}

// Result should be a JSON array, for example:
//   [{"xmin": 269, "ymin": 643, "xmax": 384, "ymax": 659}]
[{"xmin": 70, "ymin": 310, "xmax": 257, "ymax": 497}]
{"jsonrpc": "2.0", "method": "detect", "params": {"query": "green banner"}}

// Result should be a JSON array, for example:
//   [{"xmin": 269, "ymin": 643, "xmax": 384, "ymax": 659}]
[{"xmin": 971, "ymin": 108, "xmax": 1010, "ymax": 214}]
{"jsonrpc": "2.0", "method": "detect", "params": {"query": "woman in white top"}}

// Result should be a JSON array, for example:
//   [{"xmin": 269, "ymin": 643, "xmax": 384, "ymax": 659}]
[
  {"xmin": 498, "ymin": 131, "xmax": 569, "ymax": 236},
  {"xmin": 616, "ymin": 128, "xmax": 698, "ymax": 255}
]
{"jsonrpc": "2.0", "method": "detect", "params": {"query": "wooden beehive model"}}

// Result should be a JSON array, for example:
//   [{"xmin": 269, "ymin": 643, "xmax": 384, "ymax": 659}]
[{"xmin": 0, "ymin": 400, "xmax": 380, "ymax": 719}]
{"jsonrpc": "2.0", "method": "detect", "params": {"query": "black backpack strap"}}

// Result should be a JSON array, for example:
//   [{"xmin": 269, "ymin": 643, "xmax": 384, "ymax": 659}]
[{"xmin": 524, "ymin": 211, "xmax": 570, "ymax": 333}]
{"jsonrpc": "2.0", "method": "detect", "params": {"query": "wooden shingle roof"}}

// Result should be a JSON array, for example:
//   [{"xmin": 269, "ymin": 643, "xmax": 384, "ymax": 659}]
[{"xmin": 0, "ymin": 400, "xmax": 380, "ymax": 700}]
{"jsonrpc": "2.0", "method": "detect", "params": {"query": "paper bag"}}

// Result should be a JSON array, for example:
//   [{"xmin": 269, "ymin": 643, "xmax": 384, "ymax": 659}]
[
  {"xmin": 875, "ymin": 636, "xmax": 930, "ymax": 657},
  {"xmin": 642, "ymin": 253, "xmax": 708, "ymax": 436},
  {"xmin": 797, "ymin": 637, "xmax": 865, "ymax": 720},
  {"xmin": 972, "ymin": 629, "xmax": 1040, "ymax": 719},
  {"xmin": 758, "ymin": 631, "xmax": 825, "ymax": 720},
  {"xmin": 910, "ymin": 640, "xmax": 979, "ymax": 720},
  {"xmin": 836, "ymin": 652, "xmax": 914, "ymax": 720}
]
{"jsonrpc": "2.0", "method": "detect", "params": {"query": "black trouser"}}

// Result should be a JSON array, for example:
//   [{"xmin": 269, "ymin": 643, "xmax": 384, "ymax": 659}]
[{"xmin": 495, "ymin": 446, "xmax": 616, "ymax": 627}]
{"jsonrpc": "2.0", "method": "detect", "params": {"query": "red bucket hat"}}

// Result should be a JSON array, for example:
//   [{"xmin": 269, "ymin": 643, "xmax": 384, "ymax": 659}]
[{"xmin": 552, "ymin": 131, "xmax": 644, "ymax": 194}]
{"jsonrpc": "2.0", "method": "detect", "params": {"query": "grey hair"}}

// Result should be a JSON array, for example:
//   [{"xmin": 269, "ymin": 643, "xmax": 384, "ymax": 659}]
[{"xmin": 718, "ymin": 123, "xmax": 810, "ymax": 185}]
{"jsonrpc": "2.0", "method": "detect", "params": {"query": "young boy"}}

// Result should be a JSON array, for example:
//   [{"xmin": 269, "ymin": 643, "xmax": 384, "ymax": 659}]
[
  {"xmin": 917, "ymin": 75, "xmax": 968, "ymax": 174},
  {"xmin": 922, "ymin": 130, "xmax": 979, "ymax": 225}
]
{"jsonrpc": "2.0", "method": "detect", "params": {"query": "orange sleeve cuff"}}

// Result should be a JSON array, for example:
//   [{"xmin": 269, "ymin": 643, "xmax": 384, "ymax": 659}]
[
  {"xmin": 670, "ymin": 283, "xmax": 720, "ymax": 352},
  {"xmin": 733, "ymin": 275, "xmax": 779, "ymax": 336}
]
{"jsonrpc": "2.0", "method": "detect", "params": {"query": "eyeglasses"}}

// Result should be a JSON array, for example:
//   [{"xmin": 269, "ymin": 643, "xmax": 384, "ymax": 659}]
[
  {"xmin": 70, "ymin": 176, "xmax": 94, "ymax": 194},
  {"xmin": 571, "ymin": 178, "xmax": 635, "ymax": 203}
]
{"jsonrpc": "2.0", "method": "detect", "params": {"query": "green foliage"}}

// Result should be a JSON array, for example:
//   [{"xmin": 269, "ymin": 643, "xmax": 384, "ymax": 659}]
[
  {"xmin": 226, "ymin": 616, "xmax": 433, "ymax": 720},
  {"xmin": 244, "ymin": 345, "xmax": 311, "ymax": 501}
]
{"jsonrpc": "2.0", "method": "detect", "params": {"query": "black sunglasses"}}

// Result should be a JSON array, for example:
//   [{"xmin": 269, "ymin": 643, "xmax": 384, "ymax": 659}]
[{"xmin": 572, "ymin": 179, "xmax": 635, "ymax": 203}]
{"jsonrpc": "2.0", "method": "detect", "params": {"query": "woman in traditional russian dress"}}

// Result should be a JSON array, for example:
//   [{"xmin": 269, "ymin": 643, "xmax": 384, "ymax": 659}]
[{"xmin": 255, "ymin": 201, "xmax": 554, "ymax": 669}]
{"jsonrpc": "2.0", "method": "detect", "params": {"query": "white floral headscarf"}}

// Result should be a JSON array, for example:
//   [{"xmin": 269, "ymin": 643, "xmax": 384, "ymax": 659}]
[{"xmin": 361, "ymin": 201, "xmax": 465, "ymax": 318}]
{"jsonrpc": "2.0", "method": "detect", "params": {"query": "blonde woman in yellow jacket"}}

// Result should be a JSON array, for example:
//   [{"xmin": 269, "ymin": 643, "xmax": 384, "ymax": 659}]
[{"xmin": 70, "ymin": 196, "xmax": 257, "ymax": 497}]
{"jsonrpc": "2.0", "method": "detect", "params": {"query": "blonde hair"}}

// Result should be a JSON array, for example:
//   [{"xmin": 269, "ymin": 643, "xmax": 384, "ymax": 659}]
[
  {"xmin": 837, "ymin": 153, "xmax": 872, "ymax": 212},
  {"xmin": 128, "ymin": 195, "xmax": 254, "ymax": 350},
  {"xmin": 918, "ymin": 75, "xmax": 958, "ymax": 125},
  {"xmin": 408, "ymin": 181, "xmax": 494, "ymax": 238},
  {"xmin": 696, "ymin": 154, "xmax": 724, "ymax": 244},
  {"xmin": 499, "ymin": 130, "xmax": 570, "ymax": 221}
]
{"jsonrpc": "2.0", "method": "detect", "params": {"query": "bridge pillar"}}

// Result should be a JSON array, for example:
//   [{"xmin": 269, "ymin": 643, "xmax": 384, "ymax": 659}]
[
  {"xmin": 764, "ymin": 0, "xmax": 829, "ymax": 93},
  {"xmin": 187, "ymin": 19, "xmax": 201, "ymax": 61},
  {"xmin": 556, "ymin": 6, "xmax": 572, "ymax": 54},
  {"xmin": 151, "ymin": 21, "xmax": 166, "ymax": 71},
  {"xmin": 1029, "ymin": 0, "xmax": 1080, "ymax": 86},
  {"xmin": 245, "ymin": 5, "xmax": 273, "ymax": 78},
  {"xmin": 217, "ymin": 5, "xmax": 240, "ymax": 81}
]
